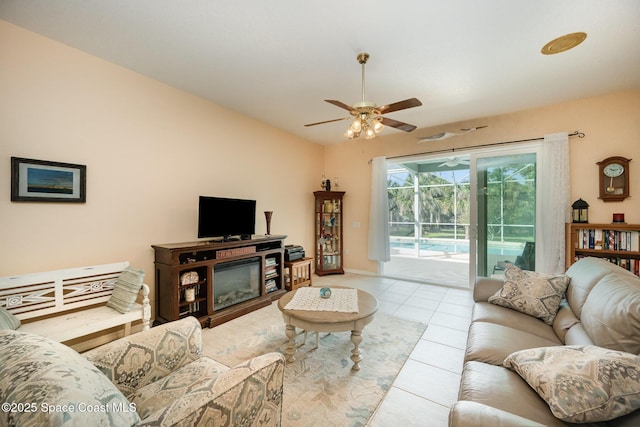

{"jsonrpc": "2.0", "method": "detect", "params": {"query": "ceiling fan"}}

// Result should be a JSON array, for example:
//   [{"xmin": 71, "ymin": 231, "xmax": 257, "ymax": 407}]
[
  {"xmin": 304, "ymin": 53, "xmax": 422, "ymax": 139},
  {"xmin": 439, "ymin": 157, "xmax": 470, "ymax": 167},
  {"xmin": 418, "ymin": 125, "xmax": 487, "ymax": 142}
]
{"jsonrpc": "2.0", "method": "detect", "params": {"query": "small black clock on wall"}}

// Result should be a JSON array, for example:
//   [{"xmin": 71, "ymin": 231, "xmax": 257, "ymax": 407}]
[{"xmin": 597, "ymin": 156, "xmax": 631, "ymax": 202}]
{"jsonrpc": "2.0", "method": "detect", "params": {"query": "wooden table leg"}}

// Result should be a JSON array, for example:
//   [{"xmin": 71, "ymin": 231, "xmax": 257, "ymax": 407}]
[
  {"xmin": 284, "ymin": 324, "xmax": 296, "ymax": 363},
  {"xmin": 350, "ymin": 329, "xmax": 363, "ymax": 370}
]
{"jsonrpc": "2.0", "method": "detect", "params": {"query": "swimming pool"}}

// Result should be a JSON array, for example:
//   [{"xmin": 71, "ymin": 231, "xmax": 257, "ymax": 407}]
[{"xmin": 390, "ymin": 239, "xmax": 523, "ymax": 256}]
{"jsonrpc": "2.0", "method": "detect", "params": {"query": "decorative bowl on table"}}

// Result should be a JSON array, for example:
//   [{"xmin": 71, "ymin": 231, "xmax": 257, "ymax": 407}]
[{"xmin": 319, "ymin": 287, "xmax": 332, "ymax": 298}]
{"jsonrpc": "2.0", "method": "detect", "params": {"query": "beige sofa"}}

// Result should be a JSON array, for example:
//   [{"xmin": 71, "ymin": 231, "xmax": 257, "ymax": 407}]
[
  {"xmin": 0, "ymin": 316, "xmax": 285, "ymax": 426},
  {"xmin": 450, "ymin": 257, "xmax": 640, "ymax": 426}
]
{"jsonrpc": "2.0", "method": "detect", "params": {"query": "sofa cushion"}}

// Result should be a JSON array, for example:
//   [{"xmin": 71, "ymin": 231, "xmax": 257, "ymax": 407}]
[
  {"xmin": 488, "ymin": 265, "xmax": 570, "ymax": 325},
  {"xmin": 504, "ymin": 345, "xmax": 640, "ymax": 423},
  {"xmin": 580, "ymin": 273, "xmax": 640, "ymax": 354},
  {"xmin": 565, "ymin": 257, "xmax": 635, "ymax": 319},
  {"xmin": 0, "ymin": 329, "xmax": 140, "ymax": 426},
  {"xmin": 457, "ymin": 361, "xmax": 568, "ymax": 426},
  {"xmin": 0, "ymin": 306, "xmax": 20, "ymax": 330},
  {"xmin": 107, "ymin": 266, "xmax": 145, "ymax": 314},
  {"xmin": 551, "ymin": 302, "xmax": 581, "ymax": 342},
  {"xmin": 473, "ymin": 302, "xmax": 561, "ymax": 342},
  {"xmin": 465, "ymin": 321, "xmax": 561, "ymax": 365}
]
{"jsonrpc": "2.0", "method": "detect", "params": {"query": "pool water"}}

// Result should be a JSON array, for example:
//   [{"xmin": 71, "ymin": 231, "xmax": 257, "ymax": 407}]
[{"xmin": 391, "ymin": 239, "xmax": 523, "ymax": 256}]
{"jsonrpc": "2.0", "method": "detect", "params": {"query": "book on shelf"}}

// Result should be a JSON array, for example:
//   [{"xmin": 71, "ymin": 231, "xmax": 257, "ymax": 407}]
[
  {"xmin": 575, "ymin": 228, "xmax": 639, "ymax": 252},
  {"xmin": 265, "ymin": 271, "xmax": 279, "ymax": 280},
  {"xmin": 265, "ymin": 278, "xmax": 278, "ymax": 293},
  {"xmin": 265, "ymin": 257, "xmax": 277, "ymax": 267},
  {"xmin": 179, "ymin": 301, "xmax": 201, "ymax": 317}
]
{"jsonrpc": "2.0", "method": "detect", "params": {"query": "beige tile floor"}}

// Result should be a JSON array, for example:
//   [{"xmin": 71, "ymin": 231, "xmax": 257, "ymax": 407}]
[
  {"xmin": 316, "ymin": 273, "xmax": 473, "ymax": 427},
  {"xmin": 204, "ymin": 272, "xmax": 473, "ymax": 427}
]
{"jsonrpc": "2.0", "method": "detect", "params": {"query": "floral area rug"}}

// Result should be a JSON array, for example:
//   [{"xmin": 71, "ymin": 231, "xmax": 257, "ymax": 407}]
[{"xmin": 203, "ymin": 310, "xmax": 426, "ymax": 427}]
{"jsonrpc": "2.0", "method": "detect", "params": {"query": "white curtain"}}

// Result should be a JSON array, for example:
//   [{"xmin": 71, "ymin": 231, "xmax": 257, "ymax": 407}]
[
  {"xmin": 368, "ymin": 157, "xmax": 390, "ymax": 262},
  {"xmin": 538, "ymin": 132, "xmax": 570, "ymax": 275}
]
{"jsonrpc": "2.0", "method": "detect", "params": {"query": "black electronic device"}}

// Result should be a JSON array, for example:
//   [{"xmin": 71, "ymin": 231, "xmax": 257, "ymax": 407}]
[
  {"xmin": 198, "ymin": 196, "xmax": 256, "ymax": 241},
  {"xmin": 285, "ymin": 245, "xmax": 305, "ymax": 262}
]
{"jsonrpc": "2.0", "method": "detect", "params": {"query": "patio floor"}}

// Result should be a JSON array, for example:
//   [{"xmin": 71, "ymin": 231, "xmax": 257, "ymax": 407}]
[{"xmin": 382, "ymin": 250, "xmax": 470, "ymax": 288}]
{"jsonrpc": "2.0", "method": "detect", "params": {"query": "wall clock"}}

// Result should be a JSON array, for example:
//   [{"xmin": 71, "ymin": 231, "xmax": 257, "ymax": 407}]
[{"xmin": 597, "ymin": 156, "xmax": 631, "ymax": 202}]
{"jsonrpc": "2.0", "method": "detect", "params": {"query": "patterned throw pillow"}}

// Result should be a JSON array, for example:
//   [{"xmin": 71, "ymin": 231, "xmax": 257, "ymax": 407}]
[
  {"xmin": 504, "ymin": 345, "xmax": 640, "ymax": 423},
  {"xmin": 0, "ymin": 329, "xmax": 140, "ymax": 426},
  {"xmin": 488, "ymin": 265, "xmax": 570, "ymax": 325},
  {"xmin": 107, "ymin": 267, "xmax": 145, "ymax": 314},
  {"xmin": 0, "ymin": 306, "xmax": 20, "ymax": 330}
]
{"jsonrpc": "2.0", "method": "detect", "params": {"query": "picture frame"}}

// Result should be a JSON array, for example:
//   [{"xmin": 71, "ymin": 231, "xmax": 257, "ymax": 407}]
[{"xmin": 11, "ymin": 157, "xmax": 86, "ymax": 203}]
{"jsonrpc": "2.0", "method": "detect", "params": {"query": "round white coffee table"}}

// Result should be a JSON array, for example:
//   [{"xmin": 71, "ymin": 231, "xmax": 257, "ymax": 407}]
[{"xmin": 277, "ymin": 286, "xmax": 378, "ymax": 370}]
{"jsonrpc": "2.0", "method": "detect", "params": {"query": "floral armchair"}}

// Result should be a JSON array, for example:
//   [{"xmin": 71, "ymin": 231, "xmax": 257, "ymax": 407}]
[{"xmin": 0, "ymin": 316, "xmax": 284, "ymax": 426}]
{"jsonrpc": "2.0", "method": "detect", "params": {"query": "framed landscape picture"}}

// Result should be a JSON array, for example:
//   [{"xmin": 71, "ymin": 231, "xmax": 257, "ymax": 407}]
[{"xmin": 11, "ymin": 157, "xmax": 86, "ymax": 202}]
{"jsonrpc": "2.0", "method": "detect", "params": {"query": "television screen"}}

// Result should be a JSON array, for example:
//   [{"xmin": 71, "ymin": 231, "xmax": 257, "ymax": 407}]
[{"xmin": 198, "ymin": 196, "xmax": 256, "ymax": 240}]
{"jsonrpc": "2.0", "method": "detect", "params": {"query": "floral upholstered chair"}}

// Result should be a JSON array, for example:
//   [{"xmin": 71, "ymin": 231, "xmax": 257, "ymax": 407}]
[{"xmin": 0, "ymin": 316, "xmax": 285, "ymax": 426}]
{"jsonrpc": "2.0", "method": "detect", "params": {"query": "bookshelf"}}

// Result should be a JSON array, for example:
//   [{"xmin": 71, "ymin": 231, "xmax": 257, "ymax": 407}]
[{"xmin": 565, "ymin": 223, "xmax": 640, "ymax": 276}]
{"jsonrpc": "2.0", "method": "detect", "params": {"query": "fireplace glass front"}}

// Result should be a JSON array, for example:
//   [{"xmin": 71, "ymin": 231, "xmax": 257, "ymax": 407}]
[{"xmin": 213, "ymin": 256, "xmax": 261, "ymax": 311}]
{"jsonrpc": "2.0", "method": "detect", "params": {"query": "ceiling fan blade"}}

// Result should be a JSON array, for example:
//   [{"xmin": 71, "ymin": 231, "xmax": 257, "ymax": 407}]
[
  {"xmin": 304, "ymin": 117, "xmax": 351, "ymax": 127},
  {"xmin": 418, "ymin": 131, "xmax": 463, "ymax": 142},
  {"xmin": 460, "ymin": 125, "xmax": 488, "ymax": 132},
  {"xmin": 380, "ymin": 117, "xmax": 417, "ymax": 132},
  {"xmin": 325, "ymin": 100, "xmax": 355, "ymax": 112},
  {"xmin": 378, "ymin": 98, "xmax": 422, "ymax": 114}
]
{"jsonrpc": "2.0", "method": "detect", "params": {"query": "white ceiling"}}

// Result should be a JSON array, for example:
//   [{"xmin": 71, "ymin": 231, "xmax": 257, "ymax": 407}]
[{"xmin": 2, "ymin": 1, "xmax": 639, "ymax": 145}]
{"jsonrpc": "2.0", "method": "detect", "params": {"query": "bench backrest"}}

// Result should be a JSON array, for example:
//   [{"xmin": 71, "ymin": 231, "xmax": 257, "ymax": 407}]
[{"xmin": 0, "ymin": 262, "xmax": 130, "ymax": 321}]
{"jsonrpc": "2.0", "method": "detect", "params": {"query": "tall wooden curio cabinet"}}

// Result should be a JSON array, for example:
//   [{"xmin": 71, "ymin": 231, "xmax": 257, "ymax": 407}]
[{"xmin": 314, "ymin": 191, "xmax": 345, "ymax": 275}]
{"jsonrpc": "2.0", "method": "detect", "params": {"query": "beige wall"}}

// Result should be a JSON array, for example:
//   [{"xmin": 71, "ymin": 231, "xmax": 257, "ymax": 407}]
[
  {"xmin": 2, "ymin": 20, "xmax": 638, "ymax": 287},
  {"xmin": 325, "ymin": 90, "xmax": 640, "ymax": 274},
  {"xmin": 0, "ymin": 20, "xmax": 323, "ymax": 300}
]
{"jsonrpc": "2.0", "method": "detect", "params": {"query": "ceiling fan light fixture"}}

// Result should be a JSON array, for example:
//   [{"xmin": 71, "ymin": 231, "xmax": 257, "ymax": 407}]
[
  {"xmin": 350, "ymin": 117, "xmax": 362, "ymax": 132},
  {"xmin": 373, "ymin": 118, "xmax": 384, "ymax": 133},
  {"xmin": 365, "ymin": 127, "xmax": 376, "ymax": 140}
]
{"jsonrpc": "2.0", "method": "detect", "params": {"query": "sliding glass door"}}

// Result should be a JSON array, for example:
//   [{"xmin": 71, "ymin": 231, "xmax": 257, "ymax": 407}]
[
  {"xmin": 382, "ymin": 143, "xmax": 542, "ymax": 288},
  {"xmin": 469, "ymin": 145, "xmax": 540, "ymax": 282},
  {"xmin": 384, "ymin": 156, "xmax": 471, "ymax": 288}
]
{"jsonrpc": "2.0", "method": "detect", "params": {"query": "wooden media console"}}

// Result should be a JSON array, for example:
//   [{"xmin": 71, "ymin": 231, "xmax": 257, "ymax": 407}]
[{"xmin": 152, "ymin": 235, "xmax": 287, "ymax": 327}]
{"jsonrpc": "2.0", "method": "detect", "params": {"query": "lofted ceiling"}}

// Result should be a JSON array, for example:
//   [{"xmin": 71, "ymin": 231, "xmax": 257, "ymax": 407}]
[{"xmin": 1, "ymin": 1, "xmax": 639, "ymax": 145}]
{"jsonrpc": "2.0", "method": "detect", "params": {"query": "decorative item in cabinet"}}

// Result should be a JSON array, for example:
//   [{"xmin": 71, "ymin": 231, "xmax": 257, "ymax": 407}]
[
  {"xmin": 178, "ymin": 266, "xmax": 207, "ymax": 319},
  {"xmin": 314, "ymin": 191, "xmax": 345, "ymax": 275},
  {"xmin": 565, "ymin": 223, "xmax": 640, "ymax": 277}
]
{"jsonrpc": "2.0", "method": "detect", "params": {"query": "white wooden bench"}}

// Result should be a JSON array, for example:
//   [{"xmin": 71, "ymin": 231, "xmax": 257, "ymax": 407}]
[{"xmin": 0, "ymin": 262, "xmax": 151, "ymax": 342}]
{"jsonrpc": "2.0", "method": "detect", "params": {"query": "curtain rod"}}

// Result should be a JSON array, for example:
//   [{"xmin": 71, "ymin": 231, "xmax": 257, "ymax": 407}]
[{"xmin": 376, "ymin": 131, "xmax": 585, "ymax": 163}]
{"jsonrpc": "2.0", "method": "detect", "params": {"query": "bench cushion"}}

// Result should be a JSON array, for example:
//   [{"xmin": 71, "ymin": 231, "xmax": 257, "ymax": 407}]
[
  {"xmin": 0, "ymin": 329, "xmax": 140, "ymax": 426},
  {"xmin": 18, "ymin": 304, "xmax": 144, "ymax": 342}
]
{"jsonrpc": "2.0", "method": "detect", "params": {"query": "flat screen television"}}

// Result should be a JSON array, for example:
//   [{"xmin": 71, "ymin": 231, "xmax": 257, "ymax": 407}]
[{"xmin": 198, "ymin": 196, "xmax": 256, "ymax": 241}]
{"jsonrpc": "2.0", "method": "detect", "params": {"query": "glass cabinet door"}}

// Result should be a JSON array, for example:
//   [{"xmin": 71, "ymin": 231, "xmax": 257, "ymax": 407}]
[{"xmin": 314, "ymin": 191, "xmax": 345, "ymax": 275}]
